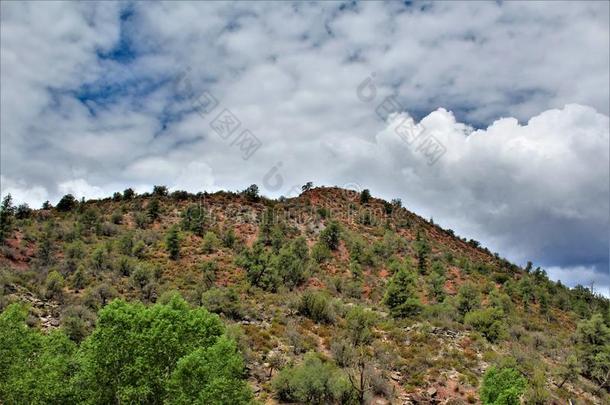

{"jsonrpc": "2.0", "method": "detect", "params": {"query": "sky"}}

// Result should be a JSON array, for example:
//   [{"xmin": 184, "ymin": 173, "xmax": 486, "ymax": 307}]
[{"xmin": 1, "ymin": 1, "xmax": 609, "ymax": 295}]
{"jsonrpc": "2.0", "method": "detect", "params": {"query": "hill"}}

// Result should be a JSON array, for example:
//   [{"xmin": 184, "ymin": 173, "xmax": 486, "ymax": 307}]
[{"xmin": 0, "ymin": 185, "xmax": 609, "ymax": 404}]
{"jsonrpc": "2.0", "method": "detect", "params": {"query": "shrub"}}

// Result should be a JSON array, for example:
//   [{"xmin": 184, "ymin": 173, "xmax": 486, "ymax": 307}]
[
  {"xmin": 456, "ymin": 282, "xmax": 481, "ymax": 316},
  {"xmin": 480, "ymin": 365, "xmax": 526, "ymax": 405},
  {"xmin": 298, "ymin": 290, "xmax": 336, "ymax": 324},
  {"xmin": 147, "ymin": 198, "xmax": 160, "ymax": 221},
  {"xmin": 201, "ymin": 231, "xmax": 220, "ymax": 254},
  {"xmin": 383, "ymin": 266, "xmax": 421, "ymax": 318},
  {"xmin": 311, "ymin": 241, "xmax": 331, "ymax": 263},
  {"xmin": 273, "ymin": 352, "xmax": 352, "ymax": 403},
  {"xmin": 575, "ymin": 314, "xmax": 610, "ymax": 386},
  {"xmin": 201, "ymin": 287, "xmax": 244, "ymax": 320},
  {"xmin": 319, "ymin": 221, "xmax": 340, "ymax": 251},
  {"xmin": 45, "ymin": 271, "xmax": 64, "ymax": 299},
  {"xmin": 346, "ymin": 306, "xmax": 375, "ymax": 346},
  {"xmin": 464, "ymin": 308, "xmax": 507, "ymax": 343},
  {"xmin": 181, "ymin": 204, "xmax": 206, "ymax": 236}
]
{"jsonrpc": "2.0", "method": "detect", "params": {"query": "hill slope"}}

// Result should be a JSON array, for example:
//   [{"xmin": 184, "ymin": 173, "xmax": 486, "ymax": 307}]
[{"xmin": 1, "ymin": 186, "xmax": 608, "ymax": 404}]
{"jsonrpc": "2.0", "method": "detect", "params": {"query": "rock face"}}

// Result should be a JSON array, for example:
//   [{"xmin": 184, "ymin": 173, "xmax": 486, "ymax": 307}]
[{"xmin": 5, "ymin": 283, "xmax": 61, "ymax": 331}]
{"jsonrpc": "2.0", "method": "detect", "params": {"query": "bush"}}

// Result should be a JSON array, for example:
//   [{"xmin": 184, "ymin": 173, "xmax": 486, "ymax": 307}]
[
  {"xmin": 201, "ymin": 287, "xmax": 244, "ymax": 320},
  {"xmin": 201, "ymin": 231, "xmax": 220, "ymax": 254},
  {"xmin": 152, "ymin": 185, "xmax": 168, "ymax": 196},
  {"xmin": 298, "ymin": 290, "xmax": 336, "ymax": 324},
  {"xmin": 273, "ymin": 352, "xmax": 352, "ymax": 403},
  {"xmin": 45, "ymin": 271, "xmax": 64, "ymax": 299},
  {"xmin": 319, "ymin": 221, "xmax": 340, "ymax": 251},
  {"xmin": 383, "ymin": 266, "xmax": 421, "ymax": 318},
  {"xmin": 456, "ymin": 282, "xmax": 481, "ymax": 316},
  {"xmin": 181, "ymin": 204, "xmax": 206, "ymax": 236},
  {"xmin": 464, "ymin": 308, "xmax": 507, "ymax": 343},
  {"xmin": 480, "ymin": 365, "xmax": 526, "ymax": 405}
]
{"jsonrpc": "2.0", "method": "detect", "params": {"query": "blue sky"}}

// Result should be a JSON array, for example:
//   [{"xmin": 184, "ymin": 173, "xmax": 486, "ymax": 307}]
[{"xmin": 1, "ymin": 1, "xmax": 609, "ymax": 294}]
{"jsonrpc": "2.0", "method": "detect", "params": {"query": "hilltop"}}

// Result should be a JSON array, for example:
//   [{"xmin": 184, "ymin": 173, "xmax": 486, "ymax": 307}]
[{"xmin": 0, "ymin": 185, "xmax": 608, "ymax": 404}]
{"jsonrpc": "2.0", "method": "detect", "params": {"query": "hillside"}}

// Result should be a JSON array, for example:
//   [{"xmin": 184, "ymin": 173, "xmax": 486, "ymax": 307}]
[{"xmin": 0, "ymin": 185, "xmax": 608, "ymax": 404}]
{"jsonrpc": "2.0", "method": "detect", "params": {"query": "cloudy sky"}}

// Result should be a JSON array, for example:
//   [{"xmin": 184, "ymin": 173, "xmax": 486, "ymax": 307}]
[{"xmin": 1, "ymin": 1, "xmax": 608, "ymax": 294}]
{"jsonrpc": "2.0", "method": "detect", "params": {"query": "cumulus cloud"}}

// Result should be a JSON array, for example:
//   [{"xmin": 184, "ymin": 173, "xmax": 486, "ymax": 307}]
[{"xmin": 0, "ymin": 1, "xmax": 608, "ymax": 292}]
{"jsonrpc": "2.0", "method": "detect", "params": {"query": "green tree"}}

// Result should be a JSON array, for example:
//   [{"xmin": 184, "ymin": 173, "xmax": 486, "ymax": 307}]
[
  {"xmin": 575, "ymin": 313, "xmax": 610, "ymax": 391},
  {"xmin": 166, "ymin": 226, "xmax": 181, "ymax": 260},
  {"xmin": 147, "ymin": 198, "xmax": 161, "ymax": 221},
  {"xmin": 56, "ymin": 194, "xmax": 77, "ymax": 212},
  {"xmin": 360, "ymin": 189, "xmax": 371, "ymax": 204},
  {"xmin": 166, "ymin": 336, "xmax": 252, "ymax": 404},
  {"xmin": 320, "ymin": 221, "xmax": 341, "ymax": 251},
  {"xmin": 383, "ymin": 266, "xmax": 422, "ymax": 318},
  {"xmin": 345, "ymin": 306, "xmax": 375, "ymax": 346},
  {"xmin": 237, "ymin": 241, "xmax": 278, "ymax": 291},
  {"xmin": 181, "ymin": 204, "xmax": 207, "ymax": 236},
  {"xmin": 0, "ymin": 194, "xmax": 14, "ymax": 244},
  {"xmin": 274, "ymin": 236, "xmax": 309, "ymax": 289},
  {"xmin": 74, "ymin": 295, "xmax": 237, "ymax": 404},
  {"xmin": 0, "ymin": 304, "xmax": 76, "ymax": 403},
  {"xmin": 480, "ymin": 365, "xmax": 526, "ymax": 405},
  {"xmin": 243, "ymin": 184, "xmax": 259, "ymax": 202},
  {"xmin": 456, "ymin": 282, "xmax": 481, "ymax": 316}
]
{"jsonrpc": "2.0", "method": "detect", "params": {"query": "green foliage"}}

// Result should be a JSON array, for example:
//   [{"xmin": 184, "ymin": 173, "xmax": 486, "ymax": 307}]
[
  {"xmin": 575, "ymin": 313, "xmax": 610, "ymax": 387},
  {"xmin": 56, "ymin": 194, "xmax": 77, "ymax": 212},
  {"xmin": 457, "ymin": 282, "xmax": 481, "ymax": 316},
  {"xmin": 274, "ymin": 236, "xmax": 309, "ymax": 289},
  {"xmin": 480, "ymin": 365, "xmax": 526, "ymax": 405},
  {"xmin": 181, "ymin": 204, "xmax": 207, "ymax": 236},
  {"xmin": 360, "ymin": 189, "xmax": 371, "ymax": 204},
  {"xmin": 414, "ymin": 230, "xmax": 430, "ymax": 274},
  {"xmin": 464, "ymin": 308, "xmax": 507, "ymax": 342},
  {"xmin": 202, "ymin": 231, "xmax": 221, "ymax": 254},
  {"xmin": 0, "ymin": 194, "xmax": 14, "ymax": 244},
  {"xmin": 74, "ymin": 295, "xmax": 249, "ymax": 403},
  {"xmin": 383, "ymin": 265, "xmax": 421, "ymax": 318},
  {"xmin": 201, "ymin": 287, "xmax": 244, "ymax": 320},
  {"xmin": 273, "ymin": 352, "xmax": 351, "ymax": 403},
  {"xmin": 152, "ymin": 185, "xmax": 168, "ymax": 196},
  {"xmin": 166, "ymin": 226, "xmax": 181, "ymax": 260},
  {"xmin": 147, "ymin": 198, "xmax": 161, "ymax": 221},
  {"xmin": 345, "ymin": 305, "xmax": 375, "ymax": 346},
  {"xmin": 319, "ymin": 221, "xmax": 341, "ymax": 251},
  {"xmin": 237, "ymin": 241, "xmax": 279, "ymax": 291},
  {"xmin": 222, "ymin": 227, "xmax": 236, "ymax": 248},
  {"xmin": 311, "ymin": 241, "xmax": 331, "ymax": 263},
  {"xmin": 243, "ymin": 184, "xmax": 259, "ymax": 202},
  {"xmin": 45, "ymin": 270, "xmax": 65, "ymax": 299},
  {"xmin": 166, "ymin": 336, "xmax": 252, "ymax": 404},
  {"xmin": 298, "ymin": 290, "xmax": 336, "ymax": 324},
  {"xmin": 0, "ymin": 304, "xmax": 77, "ymax": 403},
  {"xmin": 123, "ymin": 188, "xmax": 135, "ymax": 200}
]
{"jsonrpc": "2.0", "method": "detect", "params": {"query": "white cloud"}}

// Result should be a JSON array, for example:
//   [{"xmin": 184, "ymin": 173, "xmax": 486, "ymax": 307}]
[{"xmin": 0, "ymin": 1, "xmax": 608, "ymax": 288}]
